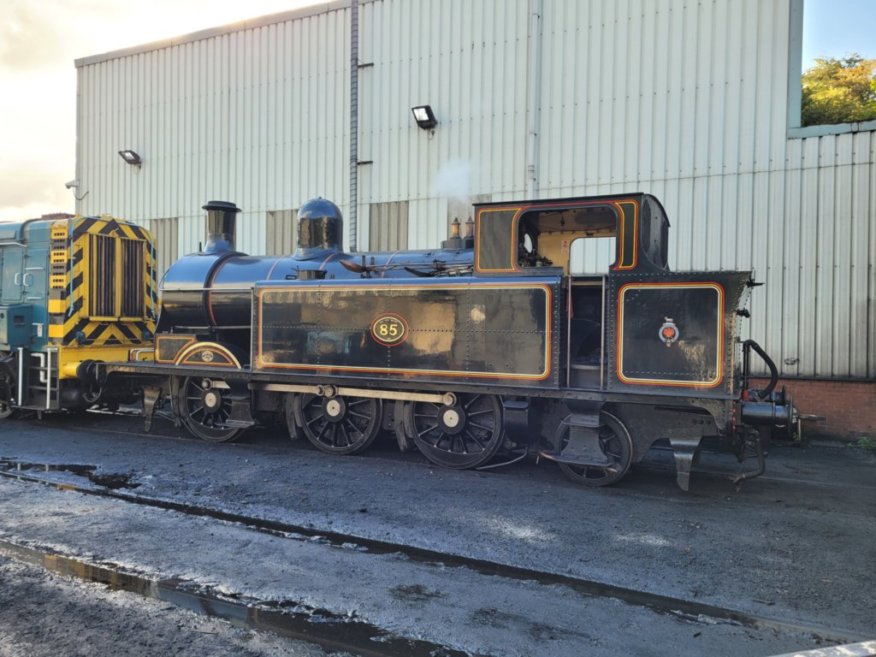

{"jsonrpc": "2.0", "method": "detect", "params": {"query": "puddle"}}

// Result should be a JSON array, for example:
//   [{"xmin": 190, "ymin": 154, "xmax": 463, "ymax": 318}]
[
  {"xmin": 0, "ymin": 539, "xmax": 466, "ymax": 657},
  {"xmin": 0, "ymin": 460, "xmax": 140, "ymax": 490}
]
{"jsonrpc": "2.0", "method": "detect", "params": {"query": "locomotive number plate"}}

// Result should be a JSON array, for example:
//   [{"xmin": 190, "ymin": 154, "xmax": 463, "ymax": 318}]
[{"xmin": 371, "ymin": 314, "xmax": 408, "ymax": 346}]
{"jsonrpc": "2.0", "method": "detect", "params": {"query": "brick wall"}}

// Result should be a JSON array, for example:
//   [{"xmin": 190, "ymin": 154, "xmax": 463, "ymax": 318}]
[{"xmin": 750, "ymin": 378, "xmax": 876, "ymax": 440}]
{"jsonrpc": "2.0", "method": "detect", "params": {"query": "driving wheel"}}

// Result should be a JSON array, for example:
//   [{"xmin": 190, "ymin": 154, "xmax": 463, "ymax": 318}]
[
  {"xmin": 406, "ymin": 393, "xmax": 504, "ymax": 469},
  {"xmin": 177, "ymin": 377, "xmax": 243, "ymax": 443},
  {"xmin": 293, "ymin": 394, "xmax": 382, "ymax": 455}
]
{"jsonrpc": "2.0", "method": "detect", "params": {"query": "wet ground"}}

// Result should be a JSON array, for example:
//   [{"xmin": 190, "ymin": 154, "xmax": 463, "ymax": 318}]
[{"xmin": 0, "ymin": 410, "xmax": 874, "ymax": 656}]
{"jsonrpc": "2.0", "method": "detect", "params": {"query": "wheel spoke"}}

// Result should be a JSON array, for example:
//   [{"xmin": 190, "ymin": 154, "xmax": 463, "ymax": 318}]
[
  {"xmin": 417, "ymin": 423, "xmax": 439, "ymax": 438},
  {"xmin": 431, "ymin": 431, "xmax": 448, "ymax": 448},
  {"xmin": 343, "ymin": 419, "xmax": 362, "ymax": 443},
  {"xmin": 340, "ymin": 422, "xmax": 353, "ymax": 447},
  {"xmin": 463, "ymin": 429, "xmax": 486, "ymax": 451},
  {"xmin": 468, "ymin": 421, "xmax": 493, "ymax": 432},
  {"xmin": 305, "ymin": 413, "xmax": 324, "ymax": 427},
  {"xmin": 463, "ymin": 395, "xmax": 481, "ymax": 410},
  {"xmin": 328, "ymin": 424, "xmax": 339, "ymax": 446}
]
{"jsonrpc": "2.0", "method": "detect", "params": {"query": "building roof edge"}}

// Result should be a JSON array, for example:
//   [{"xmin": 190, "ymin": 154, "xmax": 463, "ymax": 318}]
[{"xmin": 74, "ymin": 0, "xmax": 358, "ymax": 68}]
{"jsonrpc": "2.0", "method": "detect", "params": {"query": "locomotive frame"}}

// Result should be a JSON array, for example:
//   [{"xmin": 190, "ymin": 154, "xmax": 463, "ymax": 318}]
[{"xmin": 87, "ymin": 193, "xmax": 799, "ymax": 490}]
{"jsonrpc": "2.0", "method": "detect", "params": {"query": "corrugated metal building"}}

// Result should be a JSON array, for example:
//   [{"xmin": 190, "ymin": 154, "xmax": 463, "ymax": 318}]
[{"xmin": 73, "ymin": 0, "xmax": 875, "ymax": 426}]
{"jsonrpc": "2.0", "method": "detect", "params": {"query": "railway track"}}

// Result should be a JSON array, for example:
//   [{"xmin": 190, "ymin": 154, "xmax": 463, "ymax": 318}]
[{"xmin": 0, "ymin": 458, "xmax": 868, "ymax": 649}]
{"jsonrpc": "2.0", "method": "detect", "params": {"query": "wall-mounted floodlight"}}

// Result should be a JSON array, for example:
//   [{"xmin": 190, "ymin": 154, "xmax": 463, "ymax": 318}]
[
  {"xmin": 411, "ymin": 105, "xmax": 437, "ymax": 130},
  {"xmin": 118, "ymin": 149, "xmax": 142, "ymax": 167}
]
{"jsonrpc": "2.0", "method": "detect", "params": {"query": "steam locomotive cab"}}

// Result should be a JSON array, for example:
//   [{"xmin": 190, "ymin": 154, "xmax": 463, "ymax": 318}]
[{"xmin": 108, "ymin": 193, "xmax": 797, "ymax": 490}]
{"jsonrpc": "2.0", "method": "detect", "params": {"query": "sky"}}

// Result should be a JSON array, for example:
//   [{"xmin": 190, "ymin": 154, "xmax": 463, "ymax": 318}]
[
  {"xmin": 801, "ymin": 0, "xmax": 876, "ymax": 66},
  {"xmin": 0, "ymin": 0, "xmax": 320, "ymax": 223},
  {"xmin": 1, "ymin": 0, "xmax": 874, "ymax": 223}
]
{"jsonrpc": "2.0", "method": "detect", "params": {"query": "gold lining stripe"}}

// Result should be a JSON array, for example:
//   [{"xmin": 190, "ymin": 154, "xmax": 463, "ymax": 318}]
[
  {"xmin": 474, "ymin": 199, "xmax": 640, "ymax": 274},
  {"xmin": 256, "ymin": 282, "xmax": 553, "ymax": 381},
  {"xmin": 175, "ymin": 342, "xmax": 242, "ymax": 369},
  {"xmin": 616, "ymin": 282, "xmax": 724, "ymax": 388}
]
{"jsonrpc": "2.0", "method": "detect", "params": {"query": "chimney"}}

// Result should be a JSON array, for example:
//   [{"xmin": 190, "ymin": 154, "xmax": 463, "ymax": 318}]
[{"xmin": 202, "ymin": 200, "xmax": 241, "ymax": 254}]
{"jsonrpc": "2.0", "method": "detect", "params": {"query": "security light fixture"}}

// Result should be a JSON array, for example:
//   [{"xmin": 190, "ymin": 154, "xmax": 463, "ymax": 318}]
[
  {"xmin": 411, "ymin": 105, "xmax": 437, "ymax": 130},
  {"xmin": 118, "ymin": 149, "xmax": 142, "ymax": 167}
]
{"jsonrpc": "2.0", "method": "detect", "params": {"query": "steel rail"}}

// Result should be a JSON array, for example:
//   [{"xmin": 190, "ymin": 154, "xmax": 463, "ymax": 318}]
[{"xmin": 0, "ymin": 538, "xmax": 467, "ymax": 657}]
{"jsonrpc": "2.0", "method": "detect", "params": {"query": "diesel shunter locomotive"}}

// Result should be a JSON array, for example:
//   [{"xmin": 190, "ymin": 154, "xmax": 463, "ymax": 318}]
[
  {"xmin": 107, "ymin": 194, "xmax": 798, "ymax": 490},
  {"xmin": 0, "ymin": 215, "xmax": 155, "ymax": 416}
]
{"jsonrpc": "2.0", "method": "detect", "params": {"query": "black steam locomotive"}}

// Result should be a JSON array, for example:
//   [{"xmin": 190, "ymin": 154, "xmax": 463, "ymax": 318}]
[{"xmin": 105, "ymin": 194, "xmax": 798, "ymax": 490}]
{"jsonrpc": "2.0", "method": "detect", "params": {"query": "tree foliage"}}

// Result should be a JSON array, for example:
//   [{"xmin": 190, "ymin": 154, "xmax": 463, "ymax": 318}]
[{"xmin": 801, "ymin": 54, "xmax": 876, "ymax": 126}]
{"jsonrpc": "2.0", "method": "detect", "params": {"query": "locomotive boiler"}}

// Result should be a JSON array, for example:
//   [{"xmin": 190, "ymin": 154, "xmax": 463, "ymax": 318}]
[{"xmin": 102, "ymin": 193, "xmax": 798, "ymax": 490}]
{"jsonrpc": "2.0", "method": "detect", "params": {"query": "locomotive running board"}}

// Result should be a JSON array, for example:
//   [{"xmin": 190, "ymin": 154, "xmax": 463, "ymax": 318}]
[{"xmin": 253, "ymin": 382, "xmax": 454, "ymax": 405}]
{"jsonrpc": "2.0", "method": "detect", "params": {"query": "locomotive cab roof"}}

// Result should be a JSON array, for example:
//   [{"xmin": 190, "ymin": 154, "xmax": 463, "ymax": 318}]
[{"xmin": 473, "ymin": 193, "xmax": 669, "ymax": 275}]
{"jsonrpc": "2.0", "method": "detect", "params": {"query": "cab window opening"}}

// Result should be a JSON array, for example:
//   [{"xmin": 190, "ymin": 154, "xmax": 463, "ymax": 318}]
[{"xmin": 515, "ymin": 205, "xmax": 620, "ymax": 274}]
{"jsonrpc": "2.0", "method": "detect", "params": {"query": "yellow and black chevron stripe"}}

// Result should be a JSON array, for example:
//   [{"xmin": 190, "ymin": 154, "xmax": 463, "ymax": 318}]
[{"xmin": 48, "ymin": 216, "xmax": 157, "ymax": 350}]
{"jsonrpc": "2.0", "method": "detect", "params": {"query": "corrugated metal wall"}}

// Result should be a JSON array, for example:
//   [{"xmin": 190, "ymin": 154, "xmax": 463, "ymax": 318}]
[
  {"xmin": 75, "ymin": 0, "xmax": 875, "ymax": 379},
  {"xmin": 265, "ymin": 209, "xmax": 298, "ymax": 256},
  {"xmin": 369, "ymin": 201, "xmax": 409, "ymax": 251}
]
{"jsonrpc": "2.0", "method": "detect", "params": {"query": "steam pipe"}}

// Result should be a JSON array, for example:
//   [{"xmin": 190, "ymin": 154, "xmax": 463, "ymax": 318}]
[{"xmin": 742, "ymin": 339, "xmax": 779, "ymax": 401}]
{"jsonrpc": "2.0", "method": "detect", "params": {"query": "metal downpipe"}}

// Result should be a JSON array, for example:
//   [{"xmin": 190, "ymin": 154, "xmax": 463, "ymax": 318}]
[
  {"xmin": 349, "ymin": 0, "xmax": 359, "ymax": 252},
  {"xmin": 525, "ymin": 0, "xmax": 543, "ymax": 199}
]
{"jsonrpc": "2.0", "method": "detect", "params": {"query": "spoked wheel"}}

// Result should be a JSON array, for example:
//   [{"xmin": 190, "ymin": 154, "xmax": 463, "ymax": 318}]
[
  {"xmin": 0, "ymin": 399, "xmax": 14, "ymax": 420},
  {"xmin": 293, "ymin": 394, "xmax": 382, "ymax": 455},
  {"xmin": 558, "ymin": 411, "xmax": 633, "ymax": 487},
  {"xmin": 406, "ymin": 393, "xmax": 504, "ymax": 469},
  {"xmin": 177, "ymin": 377, "xmax": 243, "ymax": 443}
]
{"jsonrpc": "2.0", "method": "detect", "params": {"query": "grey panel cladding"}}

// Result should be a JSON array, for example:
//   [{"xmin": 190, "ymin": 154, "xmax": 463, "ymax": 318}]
[
  {"xmin": 265, "ymin": 209, "xmax": 298, "ymax": 256},
  {"xmin": 146, "ymin": 217, "xmax": 180, "ymax": 284},
  {"xmin": 369, "ymin": 201, "xmax": 409, "ymax": 251}
]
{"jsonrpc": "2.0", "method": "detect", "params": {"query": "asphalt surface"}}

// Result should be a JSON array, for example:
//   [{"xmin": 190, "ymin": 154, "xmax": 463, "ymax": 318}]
[{"xmin": 0, "ymin": 410, "xmax": 873, "ymax": 655}]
